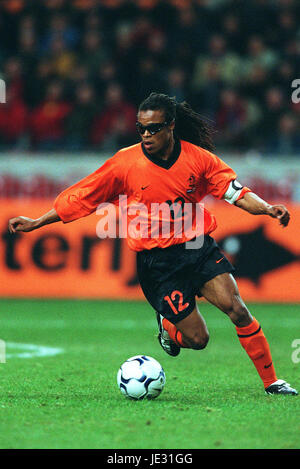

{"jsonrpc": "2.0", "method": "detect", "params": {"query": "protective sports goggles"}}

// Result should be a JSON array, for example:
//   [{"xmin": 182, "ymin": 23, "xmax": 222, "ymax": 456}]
[{"xmin": 136, "ymin": 121, "xmax": 170, "ymax": 136}]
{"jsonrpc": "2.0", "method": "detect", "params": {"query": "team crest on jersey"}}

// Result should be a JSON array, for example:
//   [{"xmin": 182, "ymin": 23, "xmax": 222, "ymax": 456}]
[{"xmin": 186, "ymin": 175, "xmax": 196, "ymax": 193}]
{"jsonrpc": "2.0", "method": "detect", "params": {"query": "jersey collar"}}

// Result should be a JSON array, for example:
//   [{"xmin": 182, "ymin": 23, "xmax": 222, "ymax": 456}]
[{"xmin": 141, "ymin": 138, "xmax": 181, "ymax": 169}]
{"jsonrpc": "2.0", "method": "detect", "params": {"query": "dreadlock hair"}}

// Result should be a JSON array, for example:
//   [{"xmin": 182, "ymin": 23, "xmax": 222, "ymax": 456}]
[{"xmin": 138, "ymin": 92, "xmax": 215, "ymax": 152}]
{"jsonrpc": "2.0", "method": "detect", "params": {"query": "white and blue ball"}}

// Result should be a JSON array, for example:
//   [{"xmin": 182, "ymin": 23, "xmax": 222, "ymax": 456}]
[{"xmin": 117, "ymin": 355, "xmax": 166, "ymax": 400}]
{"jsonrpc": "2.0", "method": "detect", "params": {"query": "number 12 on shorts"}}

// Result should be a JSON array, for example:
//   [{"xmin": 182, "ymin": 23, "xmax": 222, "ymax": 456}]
[{"xmin": 164, "ymin": 290, "xmax": 190, "ymax": 315}]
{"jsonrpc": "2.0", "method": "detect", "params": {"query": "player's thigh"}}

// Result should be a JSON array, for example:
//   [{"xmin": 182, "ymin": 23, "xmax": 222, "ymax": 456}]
[
  {"xmin": 200, "ymin": 272, "xmax": 252, "ymax": 326},
  {"xmin": 175, "ymin": 303, "xmax": 209, "ymax": 348}
]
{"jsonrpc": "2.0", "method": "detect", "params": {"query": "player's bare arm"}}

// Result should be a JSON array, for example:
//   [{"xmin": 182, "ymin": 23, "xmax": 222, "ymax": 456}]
[
  {"xmin": 235, "ymin": 191, "xmax": 290, "ymax": 227},
  {"xmin": 8, "ymin": 208, "xmax": 61, "ymax": 234}
]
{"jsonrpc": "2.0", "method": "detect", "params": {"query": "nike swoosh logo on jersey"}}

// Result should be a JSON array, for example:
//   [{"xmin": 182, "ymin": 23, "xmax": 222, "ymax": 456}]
[{"xmin": 141, "ymin": 185, "xmax": 150, "ymax": 190}]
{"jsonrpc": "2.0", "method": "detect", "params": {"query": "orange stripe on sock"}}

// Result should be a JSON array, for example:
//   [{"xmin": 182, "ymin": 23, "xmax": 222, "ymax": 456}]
[
  {"xmin": 162, "ymin": 318, "xmax": 189, "ymax": 348},
  {"xmin": 236, "ymin": 317, "xmax": 277, "ymax": 388}
]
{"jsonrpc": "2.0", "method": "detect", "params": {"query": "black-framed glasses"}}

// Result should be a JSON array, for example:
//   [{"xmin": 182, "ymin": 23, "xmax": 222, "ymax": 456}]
[{"xmin": 136, "ymin": 121, "xmax": 170, "ymax": 136}]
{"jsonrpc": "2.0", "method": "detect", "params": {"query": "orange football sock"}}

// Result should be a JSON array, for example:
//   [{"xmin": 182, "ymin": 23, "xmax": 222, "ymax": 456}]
[
  {"xmin": 236, "ymin": 317, "xmax": 277, "ymax": 388},
  {"xmin": 162, "ymin": 318, "xmax": 189, "ymax": 348}
]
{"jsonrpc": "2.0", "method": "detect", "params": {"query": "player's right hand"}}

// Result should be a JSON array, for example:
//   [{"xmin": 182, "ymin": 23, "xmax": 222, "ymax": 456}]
[{"xmin": 8, "ymin": 216, "xmax": 38, "ymax": 234}]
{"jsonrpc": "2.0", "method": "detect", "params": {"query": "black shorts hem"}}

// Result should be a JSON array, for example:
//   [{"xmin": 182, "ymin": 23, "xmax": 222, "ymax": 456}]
[
  {"xmin": 165, "ymin": 301, "xmax": 196, "ymax": 325},
  {"xmin": 196, "ymin": 266, "xmax": 235, "ymax": 298}
]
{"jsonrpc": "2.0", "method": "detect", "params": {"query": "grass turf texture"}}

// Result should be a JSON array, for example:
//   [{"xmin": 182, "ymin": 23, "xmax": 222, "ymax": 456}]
[{"xmin": 0, "ymin": 299, "xmax": 299, "ymax": 449}]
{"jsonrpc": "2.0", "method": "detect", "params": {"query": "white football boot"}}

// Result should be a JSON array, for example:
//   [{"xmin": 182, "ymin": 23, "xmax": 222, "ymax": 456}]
[
  {"xmin": 265, "ymin": 379, "xmax": 298, "ymax": 395},
  {"xmin": 156, "ymin": 313, "xmax": 180, "ymax": 357}
]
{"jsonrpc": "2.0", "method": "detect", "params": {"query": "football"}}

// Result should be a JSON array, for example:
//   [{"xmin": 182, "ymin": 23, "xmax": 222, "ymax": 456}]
[{"xmin": 117, "ymin": 355, "xmax": 166, "ymax": 400}]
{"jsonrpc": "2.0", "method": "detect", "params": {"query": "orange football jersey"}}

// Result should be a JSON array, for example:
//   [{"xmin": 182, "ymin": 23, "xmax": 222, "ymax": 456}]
[{"xmin": 54, "ymin": 140, "xmax": 250, "ymax": 251}]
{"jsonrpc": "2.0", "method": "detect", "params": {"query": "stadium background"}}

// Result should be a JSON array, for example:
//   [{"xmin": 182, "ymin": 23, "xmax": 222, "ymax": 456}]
[{"xmin": 0, "ymin": 0, "xmax": 299, "ymax": 301}]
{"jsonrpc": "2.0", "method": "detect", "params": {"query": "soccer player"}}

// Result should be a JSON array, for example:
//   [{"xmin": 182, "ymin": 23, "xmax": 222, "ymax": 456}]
[{"xmin": 8, "ymin": 93, "xmax": 297, "ymax": 395}]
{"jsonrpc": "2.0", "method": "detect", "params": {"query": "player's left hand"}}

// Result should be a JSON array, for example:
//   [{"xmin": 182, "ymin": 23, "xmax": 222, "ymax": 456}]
[{"xmin": 267, "ymin": 204, "xmax": 290, "ymax": 227}]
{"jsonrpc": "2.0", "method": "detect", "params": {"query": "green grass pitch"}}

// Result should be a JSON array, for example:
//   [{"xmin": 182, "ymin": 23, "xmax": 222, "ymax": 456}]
[{"xmin": 0, "ymin": 299, "xmax": 299, "ymax": 449}]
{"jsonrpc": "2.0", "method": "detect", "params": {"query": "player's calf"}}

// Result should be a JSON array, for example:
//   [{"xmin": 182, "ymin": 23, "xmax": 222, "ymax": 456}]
[{"xmin": 174, "ymin": 304, "xmax": 210, "ymax": 351}]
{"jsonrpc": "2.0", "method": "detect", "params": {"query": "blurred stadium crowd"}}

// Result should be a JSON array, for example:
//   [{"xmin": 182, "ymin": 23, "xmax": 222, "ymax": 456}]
[{"xmin": 0, "ymin": 0, "xmax": 299, "ymax": 154}]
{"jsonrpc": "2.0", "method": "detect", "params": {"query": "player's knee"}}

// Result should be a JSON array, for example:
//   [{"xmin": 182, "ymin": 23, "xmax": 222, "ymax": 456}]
[
  {"xmin": 225, "ymin": 295, "xmax": 250, "ymax": 326},
  {"xmin": 189, "ymin": 331, "xmax": 209, "ymax": 350}
]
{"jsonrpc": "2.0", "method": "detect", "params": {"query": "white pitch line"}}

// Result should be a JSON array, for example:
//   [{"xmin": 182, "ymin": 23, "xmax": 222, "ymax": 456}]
[{"xmin": 6, "ymin": 342, "xmax": 64, "ymax": 359}]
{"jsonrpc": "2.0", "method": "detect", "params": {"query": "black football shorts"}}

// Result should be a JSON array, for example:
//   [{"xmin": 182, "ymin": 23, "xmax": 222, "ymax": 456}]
[{"xmin": 137, "ymin": 235, "xmax": 234, "ymax": 324}]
